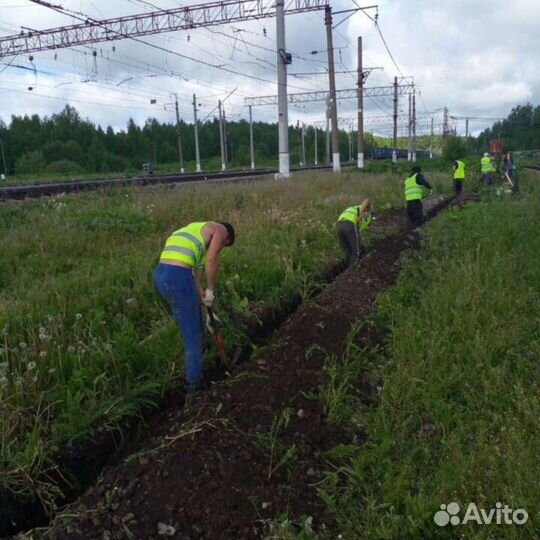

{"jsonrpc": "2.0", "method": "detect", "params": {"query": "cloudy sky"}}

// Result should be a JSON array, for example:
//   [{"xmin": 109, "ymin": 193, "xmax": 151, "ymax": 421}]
[{"xmin": 0, "ymin": 0, "xmax": 538, "ymax": 137}]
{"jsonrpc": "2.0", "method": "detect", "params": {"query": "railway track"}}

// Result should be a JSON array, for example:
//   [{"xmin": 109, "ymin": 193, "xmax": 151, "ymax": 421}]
[{"xmin": 0, "ymin": 164, "xmax": 332, "ymax": 201}]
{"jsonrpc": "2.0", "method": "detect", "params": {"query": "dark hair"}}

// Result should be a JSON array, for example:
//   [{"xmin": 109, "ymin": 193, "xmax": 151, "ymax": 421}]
[
  {"xmin": 219, "ymin": 222, "xmax": 235, "ymax": 246},
  {"xmin": 411, "ymin": 165, "xmax": 421, "ymax": 174}
]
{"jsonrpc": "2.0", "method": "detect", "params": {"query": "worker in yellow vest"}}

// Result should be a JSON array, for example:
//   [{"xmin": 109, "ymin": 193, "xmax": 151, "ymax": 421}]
[
  {"xmin": 154, "ymin": 222, "xmax": 235, "ymax": 393},
  {"xmin": 336, "ymin": 199, "xmax": 372, "ymax": 267},
  {"xmin": 480, "ymin": 152, "xmax": 496, "ymax": 186},
  {"xmin": 452, "ymin": 159, "xmax": 466, "ymax": 195},
  {"xmin": 404, "ymin": 165, "xmax": 432, "ymax": 228}
]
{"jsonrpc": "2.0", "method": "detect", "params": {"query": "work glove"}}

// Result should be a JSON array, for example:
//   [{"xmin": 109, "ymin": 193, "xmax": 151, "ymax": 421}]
[{"xmin": 202, "ymin": 288, "xmax": 215, "ymax": 307}]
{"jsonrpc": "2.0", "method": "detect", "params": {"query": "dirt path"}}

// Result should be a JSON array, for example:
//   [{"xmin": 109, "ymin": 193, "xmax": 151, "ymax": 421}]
[{"xmin": 19, "ymin": 198, "xmax": 453, "ymax": 540}]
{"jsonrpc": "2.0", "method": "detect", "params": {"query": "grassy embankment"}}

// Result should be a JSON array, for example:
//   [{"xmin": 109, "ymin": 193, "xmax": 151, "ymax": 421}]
[
  {"xmin": 288, "ymin": 172, "xmax": 539, "ymax": 539},
  {"xmin": 0, "ymin": 169, "xmax": 451, "ymax": 510}
]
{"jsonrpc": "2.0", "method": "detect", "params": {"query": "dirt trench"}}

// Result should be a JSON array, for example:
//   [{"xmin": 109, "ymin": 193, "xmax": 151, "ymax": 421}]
[{"xmin": 14, "ymin": 196, "xmax": 459, "ymax": 540}]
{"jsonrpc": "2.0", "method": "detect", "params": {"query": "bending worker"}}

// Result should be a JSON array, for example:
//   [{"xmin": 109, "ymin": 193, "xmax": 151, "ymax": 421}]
[
  {"xmin": 405, "ymin": 165, "xmax": 432, "ymax": 228},
  {"xmin": 336, "ymin": 199, "xmax": 372, "ymax": 267},
  {"xmin": 452, "ymin": 158, "xmax": 466, "ymax": 195},
  {"xmin": 154, "ymin": 221, "xmax": 235, "ymax": 393}
]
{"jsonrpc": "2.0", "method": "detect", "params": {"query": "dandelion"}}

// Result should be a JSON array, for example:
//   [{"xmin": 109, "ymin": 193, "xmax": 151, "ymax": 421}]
[
  {"xmin": 39, "ymin": 351, "xmax": 47, "ymax": 358},
  {"xmin": 75, "ymin": 313, "xmax": 83, "ymax": 320},
  {"xmin": 19, "ymin": 342, "xmax": 27, "ymax": 349},
  {"xmin": 27, "ymin": 361, "xmax": 37, "ymax": 371},
  {"xmin": 0, "ymin": 376, "xmax": 8, "ymax": 388},
  {"xmin": 126, "ymin": 297, "xmax": 136, "ymax": 306},
  {"xmin": 67, "ymin": 345, "xmax": 75, "ymax": 353},
  {"xmin": 48, "ymin": 368, "xmax": 56, "ymax": 374}
]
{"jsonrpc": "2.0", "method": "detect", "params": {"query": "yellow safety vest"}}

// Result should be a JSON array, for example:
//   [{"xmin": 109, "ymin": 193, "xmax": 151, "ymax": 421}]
[
  {"xmin": 481, "ymin": 156, "xmax": 494, "ymax": 173},
  {"xmin": 160, "ymin": 222, "xmax": 209, "ymax": 269},
  {"xmin": 337, "ymin": 206, "xmax": 372, "ymax": 231},
  {"xmin": 404, "ymin": 174, "xmax": 424, "ymax": 201},
  {"xmin": 454, "ymin": 160, "xmax": 465, "ymax": 180}
]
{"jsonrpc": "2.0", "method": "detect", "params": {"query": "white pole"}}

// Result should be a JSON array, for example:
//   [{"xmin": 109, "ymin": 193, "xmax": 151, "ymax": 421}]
[{"xmin": 276, "ymin": 0, "xmax": 290, "ymax": 178}]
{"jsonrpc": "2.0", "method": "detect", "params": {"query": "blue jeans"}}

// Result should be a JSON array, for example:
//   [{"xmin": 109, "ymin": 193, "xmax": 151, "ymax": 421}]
[{"xmin": 153, "ymin": 263, "xmax": 203, "ymax": 385}]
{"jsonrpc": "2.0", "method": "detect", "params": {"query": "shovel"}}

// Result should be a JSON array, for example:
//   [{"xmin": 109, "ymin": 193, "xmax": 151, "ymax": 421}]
[{"xmin": 205, "ymin": 306, "xmax": 233, "ymax": 371}]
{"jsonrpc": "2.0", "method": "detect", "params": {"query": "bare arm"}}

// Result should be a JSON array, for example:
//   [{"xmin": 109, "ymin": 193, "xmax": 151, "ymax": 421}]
[
  {"xmin": 194, "ymin": 268, "xmax": 204, "ymax": 299},
  {"xmin": 357, "ymin": 198, "xmax": 372, "ymax": 222},
  {"xmin": 204, "ymin": 226, "xmax": 229, "ymax": 291}
]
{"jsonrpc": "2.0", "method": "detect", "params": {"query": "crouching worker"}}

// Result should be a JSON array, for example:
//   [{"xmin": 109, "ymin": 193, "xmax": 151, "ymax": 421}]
[
  {"xmin": 405, "ymin": 165, "xmax": 432, "ymax": 228},
  {"xmin": 153, "ymin": 221, "xmax": 235, "ymax": 393},
  {"xmin": 336, "ymin": 199, "xmax": 373, "ymax": 267}
]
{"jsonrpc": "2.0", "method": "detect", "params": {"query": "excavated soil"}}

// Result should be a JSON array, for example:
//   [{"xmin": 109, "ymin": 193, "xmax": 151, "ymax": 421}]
[{"xmin": 15, "ymin": 196, "xmax": 468, "ymax": 540}]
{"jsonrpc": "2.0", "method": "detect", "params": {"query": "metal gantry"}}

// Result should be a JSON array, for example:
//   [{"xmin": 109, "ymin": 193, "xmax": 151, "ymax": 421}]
[
  {"xmin": 0, "ymin": 0, "xmax": 329, "ymax": 58},
  {"xmin": 244, "ymin": 83, "xmax": 415, "ymax": 106}
]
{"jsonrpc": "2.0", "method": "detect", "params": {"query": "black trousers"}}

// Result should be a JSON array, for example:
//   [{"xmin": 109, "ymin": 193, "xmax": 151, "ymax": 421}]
[
  {"xmin": 454, "ymin": 179, "xmax": 464, "ymax": 194},
  {"xmin": 406, "ymin": 200, "xmax": 423, "ymax": 228},
  {"xmin": 336, "ymin": 220, "xmax": 360, "ymax": 267}
]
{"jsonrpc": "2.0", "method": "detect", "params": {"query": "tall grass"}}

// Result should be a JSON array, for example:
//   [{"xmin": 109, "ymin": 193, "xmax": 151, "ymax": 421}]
[
  {"xmin": 0, "ymin": 169, "xmax": 450, "ymax": 505},
  {"xmin": 319, "ymin": 175, "xmax": 540, "ymax": 538}
]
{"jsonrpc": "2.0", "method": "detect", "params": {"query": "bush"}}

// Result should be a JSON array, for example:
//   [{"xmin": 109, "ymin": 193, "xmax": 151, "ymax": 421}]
[
  {"xmin": 442, "ymin": 136, "xmax": 467, "ymax": 162},
  {"xmin": 45, "ymin": 159, "xmax": 83, "ymax": 174},
  {"xmin": 15, "ymin": 150, "xmax": 46, "ymax": 174}
]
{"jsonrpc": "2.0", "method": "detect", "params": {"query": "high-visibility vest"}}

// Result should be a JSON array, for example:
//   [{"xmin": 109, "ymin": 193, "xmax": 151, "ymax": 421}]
[
  {"xmin": 338, "ymin": 206, "xmax": 361, "ymax": 224},
  {"xmin": 454, "ymin": 160, "xmax": 465, "ymax": 180},
  {"xmin": 337, "ymin": 206, "xmax": 373, "ymax": 230},
  {"xmin": 160, "ymin": 222, "xmax": 209, "ymax": 268},
  {"xmin": 404, "ymin": 174, "xmax": 424, "ymax": 201},
  {"xmin": 481, "ymin": 156, "xmax": 494, "ymax": 173}
]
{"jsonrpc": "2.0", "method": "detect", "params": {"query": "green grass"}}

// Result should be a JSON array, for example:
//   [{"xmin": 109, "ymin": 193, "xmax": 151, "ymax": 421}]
[
  {"xmin": 0, "ymin": 168, "xmax": 451, "ymax": 508},
  {"xmin": 318, "ymin": 174, "xmax": 540, "ymax": 538}
]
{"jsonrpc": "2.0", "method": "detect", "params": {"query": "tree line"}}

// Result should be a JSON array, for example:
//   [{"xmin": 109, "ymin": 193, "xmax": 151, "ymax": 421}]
[{"xmin": 0, "ymin": 103, "xmax": 538, "ymax": 177}]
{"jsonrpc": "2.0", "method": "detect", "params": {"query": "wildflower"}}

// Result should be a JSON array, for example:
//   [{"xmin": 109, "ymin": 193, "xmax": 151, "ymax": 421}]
[
  {"xmin": 39, "ymin": 351, "xmax": 47, "ymax": 358},
  {"xmin": 126, "ymin": 297, "xmax": 136, "ymax": 306},
  {"xmin": 27, "ymin": 361, "xmax": 37, "ymax": 371},
  {"xmin": 19, "ymin": 342, "xmax": 27, "ymax": 349},
  {"xmin": 0, "ymin": 376, "xmax": 8, "ymax": 388},
  {"xmin": 48, "ymin": 368, "xmax": 56, "ymax": 374},
  {"xmin": 75, "ymin": 313, "xmax": 83, "ymax": 320},
  {"xmin": 67, "ymin": 345, "xmax": 75, "ymax": 353}
]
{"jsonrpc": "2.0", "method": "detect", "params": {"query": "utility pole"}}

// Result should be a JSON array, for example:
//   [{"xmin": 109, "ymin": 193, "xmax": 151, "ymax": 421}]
[
  {"xmin": 348, "ymin": 125, "xmax": 352, "ymax": 162},
  {"xmin": 276, "ymin": 0, "xmax": 290, "ymax": 177},
  {"xmin": 325, "ymin": 5, "xmax": 341, "ymax": 173},
  {"xmin": 249, "ymin": 104, "xmax": 255, "ymax": 170},
  {"xmin": 412, "ymin": 89, "xmax": 417, "ymax": 162},
  {"xmin": 0, "ymin": 138, "xmax": 7, "ymax": 179},
  {"xmin": 357, "ymin": 36, "xmax": 364, "ymax": 168},
  {"xmin": 192, "ymin": 93, "xmax": 202, "ymax": 172},
  {"xmin": 218, "ymin": 99, "xmax": 226, "ymax": 171},
  {"xmin": 314, "ymin": 126, "xmax": 318, "ymax": 165},
  {"xmin": 430, "ymin": 116, "xmax": 434, "ymax": 159},
  {"xmin": 443, "ymin": 106, "xmax": 450, "ymax": 140},
  {"xmin": 325, "ymin": 95, "xmax": 331, "ymax": 164},
  {"xmin": 301, "ymin": 123, "xmax": 306, "ymax": 166},
  {"xmin": 407, "ymin": 94, "xmax": 412, "ymax": 161},
  {"xmin": 174, "ymin": 95, "xmax": 184, "ymax": 174},
  {"xmin": 465, "ymin": 117, "xmax": 469, "ymax": 153},
  {"xmin": 392, "ymin": 76, "xmax": 398, "ymax": 163},
  {"xmin": 223, "ymin": 106, "xmax": 229, "ymax": 166}
]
